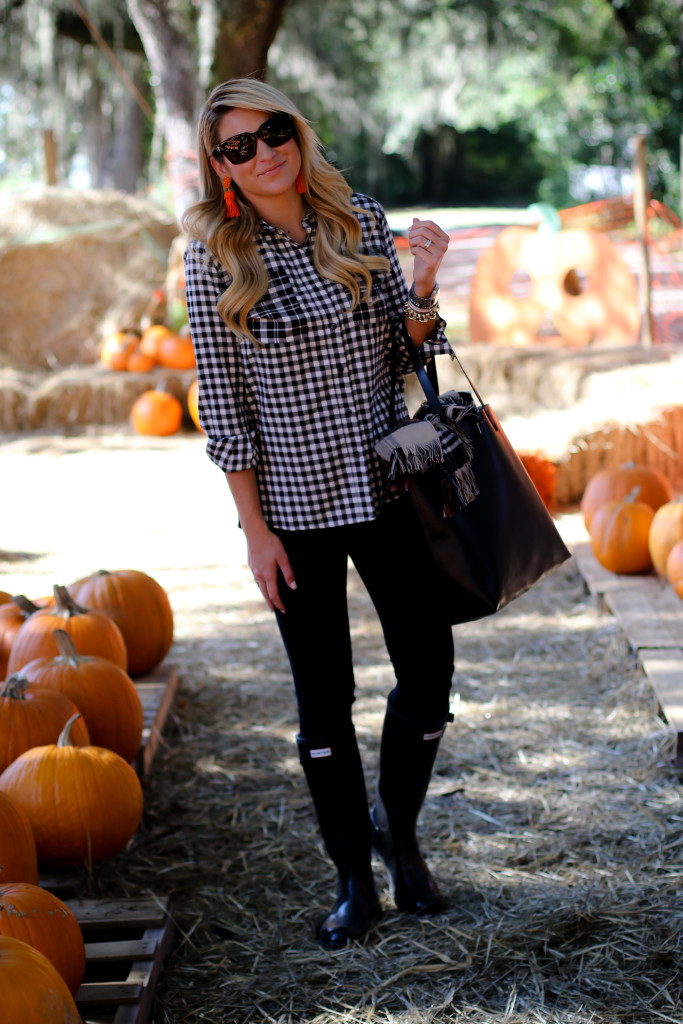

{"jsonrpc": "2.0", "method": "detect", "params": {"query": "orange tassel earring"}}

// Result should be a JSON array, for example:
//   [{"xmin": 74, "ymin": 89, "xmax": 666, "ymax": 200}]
[
  {"xmin": 296, "ymin": 171, "xmax": 306, "ymax": 195},
  {"xmin": 222, "ymin": 176, "xmax": 240, "ymax": 218}
]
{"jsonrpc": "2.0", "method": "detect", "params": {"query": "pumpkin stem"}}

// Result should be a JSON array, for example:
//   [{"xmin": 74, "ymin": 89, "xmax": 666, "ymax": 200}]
[
  {"xmin": 52, "ymin": 628, "xmax": 83, "ymax": 664},
  {"xmin": 0, "ymin": 674, "xmax": 29, "ymax": 699},
  {"xmin": 58, "ymin": 712, "xmax": 82, "ymax": 747},
  {"xmin": 11, "ymin": 595, "xmax": 40, "ymax": 617},
  {"xmin": 625, "ymin": 486, "xmax": 642, "ymax": 503},
  {"xmin": 53, "ymin": 584, "xmax": 88, "ymax": 616}
]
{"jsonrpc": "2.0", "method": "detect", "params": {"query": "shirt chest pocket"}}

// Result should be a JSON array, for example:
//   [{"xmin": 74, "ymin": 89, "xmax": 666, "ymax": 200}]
[{"xmin": 250, "ymin": 282, "xmax": 308, "ymax": 346}]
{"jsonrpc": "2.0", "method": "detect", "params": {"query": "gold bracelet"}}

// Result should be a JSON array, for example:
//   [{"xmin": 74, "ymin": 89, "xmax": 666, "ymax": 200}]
[{"xmin": 404, "ymin": 300, "xmax": 440, "ymax": 322}]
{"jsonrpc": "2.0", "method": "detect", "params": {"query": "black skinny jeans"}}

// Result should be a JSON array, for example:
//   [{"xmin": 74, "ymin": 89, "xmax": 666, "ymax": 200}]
[{"xmin": 273, "ymin": 495, "xmax": 454, "ymax": 740}]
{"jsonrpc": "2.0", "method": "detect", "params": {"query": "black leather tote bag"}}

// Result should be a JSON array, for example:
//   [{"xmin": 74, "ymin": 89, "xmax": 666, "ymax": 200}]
[{"xmin": 403, "ymin": 344, "xmax": 571, "ymax": 624}]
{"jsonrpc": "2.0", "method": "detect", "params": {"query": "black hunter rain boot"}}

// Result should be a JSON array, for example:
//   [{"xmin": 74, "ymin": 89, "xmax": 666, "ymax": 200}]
[
  {"xmin": 297, "ymin": 731, "xmax": 380, "ymax": 949},
  {"xmin": 370, "ymin": 699, "xmax": 451, "ymax": 915}
]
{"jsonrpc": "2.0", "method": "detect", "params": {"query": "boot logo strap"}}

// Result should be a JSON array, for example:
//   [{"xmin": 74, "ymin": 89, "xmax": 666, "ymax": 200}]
[
  {"xmin": 310, "ymin": 746, "xmax": 332, "ymax": 758},
  {"xmin": 422, "ymin": 729, "xmax": 443, "ymax": 741}
]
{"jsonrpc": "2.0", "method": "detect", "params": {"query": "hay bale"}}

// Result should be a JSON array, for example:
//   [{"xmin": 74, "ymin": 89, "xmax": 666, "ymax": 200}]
[
  {"xmin": 0, "ymin": 188, "xmax": 177, "ymax": 372},
  {"xmin": 0, "ymin": 369, "xmax": 34, "ymax": 431},
  {"xmin": 26, "ymin": 365, "xmax": 196, "ymax": 430}
]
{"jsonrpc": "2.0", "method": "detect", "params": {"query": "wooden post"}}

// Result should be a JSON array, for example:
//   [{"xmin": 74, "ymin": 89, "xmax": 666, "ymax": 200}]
[
  {"xmin": 43, "ymin": 130, "xmax": 58, "ymax": 186},
  {"xmin": 632, "ymin": 134, "xmax": 653, "ymax": 347}
]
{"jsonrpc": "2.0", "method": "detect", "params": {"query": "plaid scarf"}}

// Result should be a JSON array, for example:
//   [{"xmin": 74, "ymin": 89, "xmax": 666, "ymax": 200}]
[{"xmin": 376, "ymin": 390, "xmax": 480, "ymax": 512}]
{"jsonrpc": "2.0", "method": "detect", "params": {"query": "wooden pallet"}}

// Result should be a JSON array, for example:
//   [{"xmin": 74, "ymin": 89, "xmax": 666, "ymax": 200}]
[
  {"xmin": 65, "ymin": 897, "xmax": 175, "ymax": 1024},
  {"xmin": 134, "ymin": 663, "xmax": 179, "ymax": 780},
  {"xmin": 573, "ymin": 542, "xmax": 683, "ymax": 768}
]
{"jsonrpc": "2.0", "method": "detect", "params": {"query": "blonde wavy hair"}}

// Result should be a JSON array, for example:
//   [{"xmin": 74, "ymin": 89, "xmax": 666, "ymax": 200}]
[{"xmin": 182, "ymin": 78, "xmax": 390, "ymax": 345}]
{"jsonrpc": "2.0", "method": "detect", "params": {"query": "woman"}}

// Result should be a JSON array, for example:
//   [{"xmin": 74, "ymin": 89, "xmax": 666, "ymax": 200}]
[{"xmin": 183, "ymin": 78, "xmax": 455, "ymax": 949}]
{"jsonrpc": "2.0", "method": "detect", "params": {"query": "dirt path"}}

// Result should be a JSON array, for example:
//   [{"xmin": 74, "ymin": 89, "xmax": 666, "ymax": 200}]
[{"xmin": 2, "ymin": 430, "xmax": 681, "ymax": 1024}]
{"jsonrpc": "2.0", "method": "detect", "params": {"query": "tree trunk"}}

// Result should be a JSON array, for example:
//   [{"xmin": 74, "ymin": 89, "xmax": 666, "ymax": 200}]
[
  {"xmin": 213, "ymin": 0, "xmax": 288, "ymax": 82},
  {"xmin": 125, "ymin": 0, "xmax": 201, "ymax": 225},
  {"xmin": 125, "ymin": 0, "xmax": 289, "ymax": 225}
]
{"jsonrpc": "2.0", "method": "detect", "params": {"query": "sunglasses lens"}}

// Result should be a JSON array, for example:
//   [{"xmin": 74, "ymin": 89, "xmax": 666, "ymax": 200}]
[
  {"xmin": 215, "ymin": 114, "xmax": 295, "ymax": 164},
  {"xmin": 260, "ymin": 114, "xmax": 294, "ymax": 147},
  {"xmin": 221, "ymin": 136, "xmax": 256, "ymax": 164}
]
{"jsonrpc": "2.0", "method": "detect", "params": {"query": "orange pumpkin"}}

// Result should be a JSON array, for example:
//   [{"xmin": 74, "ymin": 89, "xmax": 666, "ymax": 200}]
[
  {"xmin": 0, "ymin": 790, "xmax": 39, "ymax": 884},
  {"xmin": 589, "ymin": 488, "xmax": 654, "ymax": 574},
  {"xmin": 0, "ymin": 882, "xmax": 85, "ymax": 994},
  {"xmin": 0, "ymin": 596, "xmax": 40, "ymax": 681},
  {"xmin": 0, "ymin": 934, "xmax": 82, "ymax": 1023},
  {"xmin": 666, "ymin": 539, "xmax": 683, "ymax": 600},
  {"xmin": 0, "ymin": 675, "xmax": 90, "ymax": 773},
  {"xmin": 187, "ymin": 377, "xmax": 203, "ymax": 432},
  {"xmin": 20, "ymin": 629, "xmax": 143, "ymax": 763},
  {"xmin": 125, "ymin": 348, "xmax": 154, "ymax": 373},
  {"xmin": 6, "ymin": 584, "xmax": 127, "ymax": 677},
  {"xmin": 649, "ymin": 497, "xmax": 683, "ymax": 577},
  {"xmin": 69, "ymin": 569, "xmax": 174, "ymax": 677},
  {"xmin": 581, "ymin": 463, "xmax": 674, "ymax": 532},
  {"xmin": 101, "ymin": 330, "xmax": 140, "ymax": 371},
  {"xmin": 0, "ymin": 714, "xmax": 144, "ymax": 865},
  {"xmin": 156, "ymin": 330, "xmax": 196, "ymax": 369},
  {"xmin": 139, "ymin": 323, "xmax": 174, "ymax": 361},
  {"xmin": 131, "ymin": 387, "xmax": 183, "ymax": 436}
]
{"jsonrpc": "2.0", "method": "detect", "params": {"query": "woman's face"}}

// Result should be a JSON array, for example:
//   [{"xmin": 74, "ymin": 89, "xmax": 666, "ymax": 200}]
[{"xmin": 209, "ymin": 107, "xmax": 302, "ymax": 209}]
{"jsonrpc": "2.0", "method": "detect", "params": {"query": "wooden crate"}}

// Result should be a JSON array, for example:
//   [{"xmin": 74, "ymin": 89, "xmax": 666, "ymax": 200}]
[
  {"xmin": 134, "ymin": 663, "xmax": 179, "ymax": 780},
  {"xmin": 66, "ymin": 897, "xmax": 174, "ymax": 1024},
  {"xmin": 573, "ymin": 542, "xmax": 683, "ymax": 768}
]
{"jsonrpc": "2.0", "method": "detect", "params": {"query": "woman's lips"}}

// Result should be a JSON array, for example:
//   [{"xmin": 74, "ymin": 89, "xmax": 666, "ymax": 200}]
[{"xmin": 258, "ymin": 161, "xmax": 285, "ymax": 177}]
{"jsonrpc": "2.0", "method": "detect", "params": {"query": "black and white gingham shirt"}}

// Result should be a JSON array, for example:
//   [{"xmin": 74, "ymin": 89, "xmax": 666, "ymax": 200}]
[{"xmin": 184, "ymin": 193, "xmax": 453, "ymax": 531}]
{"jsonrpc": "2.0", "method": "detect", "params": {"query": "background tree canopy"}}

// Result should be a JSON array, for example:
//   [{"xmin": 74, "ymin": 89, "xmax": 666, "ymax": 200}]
[{"xmin": 0, "ymin": 0, "xmax": 681, "ymax": 216}]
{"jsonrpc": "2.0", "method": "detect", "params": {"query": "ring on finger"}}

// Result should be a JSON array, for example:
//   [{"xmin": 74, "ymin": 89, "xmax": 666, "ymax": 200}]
[{"xmin": 424, "ymin": 238, "xmax": 432, "ymax": 249}]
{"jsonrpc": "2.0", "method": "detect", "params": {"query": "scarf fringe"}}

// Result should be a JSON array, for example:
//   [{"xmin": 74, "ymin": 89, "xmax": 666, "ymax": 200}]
[{"xmin": 387, "ymin": 436, "xmax": 443, "ymax": 482}]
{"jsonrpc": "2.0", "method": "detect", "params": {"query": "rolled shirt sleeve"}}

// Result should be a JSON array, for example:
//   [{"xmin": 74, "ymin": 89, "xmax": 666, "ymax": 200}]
[{"xmin": 184, "ymin": 242, "xmax": 260, "ymax": 473}]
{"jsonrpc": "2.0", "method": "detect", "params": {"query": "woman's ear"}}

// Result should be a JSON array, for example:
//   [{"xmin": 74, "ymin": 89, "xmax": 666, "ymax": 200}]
[{"xmin": 209, "ymin": 154, "xmax": 225, "ymax": 179}]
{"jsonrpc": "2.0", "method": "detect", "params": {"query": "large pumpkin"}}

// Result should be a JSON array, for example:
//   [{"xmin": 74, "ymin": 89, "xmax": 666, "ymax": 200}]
[
  {"xmin": 0, "ymin": 790, "xmax": 39, "ymax": 884},
  {"xmin": 581, "ymin": 463, "xmax": 674, "ymax": 532},
  {"xmin": 20, "ymin": 629, "xmax": 143, "ymax": 763},
  {"xmin": 131, "ymin": 387, "xmax": 183, "ymax": 436},
  {"xmin": 666, "ymin": 539, "xmax": 683, "ymax": 600},
  {"xmin": 648, "ymin": 497, "xmax": 683, "ymax": 577},
  {"xmin": 0, "ymin": 596, "xmax": 40, "ymax": 681},
  {"xmin": 0, "ymin": 714, "xmax": 144, "ymax": 865},
  {"xmin": 589, "ymin": 489, "xmax": 654, "ymax": 574},
  {"xmin": 6, "ymin": 584, "xmax": 127, "ymax": 677},
  {"xmin": 70, "ymin": 568, "xmax": 174, "ymax": 677},
  {"xmin": 0, "ymin": 675, "xmax": 90, "ymax": 773},
  {"xmin": 0, "ymin": 934, "xmax": 82, "ymax": 1024},
  {"xmin": 0, "ymin": 882, "xmax": 85, "ymax": 995}
]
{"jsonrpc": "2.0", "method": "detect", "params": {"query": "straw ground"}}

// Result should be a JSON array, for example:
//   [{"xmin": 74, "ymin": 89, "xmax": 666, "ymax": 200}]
[
  {"xmin": 1, "ymin": 431, "xmax": 681, "ymax": 1024},
  {"xmin": 116, "ymin": 556, "xmax": 682, "ymax": 1024}
]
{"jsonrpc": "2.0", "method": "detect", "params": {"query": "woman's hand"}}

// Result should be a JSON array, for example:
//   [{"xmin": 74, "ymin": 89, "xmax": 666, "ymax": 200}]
[
  {"xmin": 407, "ymin": 217, "xmax": 450, "ymax": 296},
  {"xmin": 245, "ymin": 522, "xmax": 297, "ymax": 614},
  {"xmin": 225, "ymin": 468, "xmax": 296, "ymax": 614}
]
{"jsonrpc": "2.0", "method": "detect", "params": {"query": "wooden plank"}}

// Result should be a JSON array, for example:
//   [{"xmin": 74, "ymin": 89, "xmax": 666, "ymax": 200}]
[
  {"xmin": 604, "ymin": 585, "xmax": 683, "ymax": 650},
  {"xmin": 69, "ymin": 898, "xmax": 174, "ymax": 1024},
  {"xmin": 639, "ymin": 648, "xmax": 683, "ymax": 769},
  {"xmin": 134, "ymin": 663, "xmax": 179, "ymax": 780},
  {"xmin": 573, "ymin": 541, "xmax": 683, "ymax": 768},
  {"xmin": 84, "ymin": 936, "xmax": 163, "ymax": 962},
  {"xmin": 573, "ymin": 542, "xmax": 662, "ymax": 599},
  {"xmin": 65, "ymin": 898, "xmax": 167, "ymax": 928}
]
